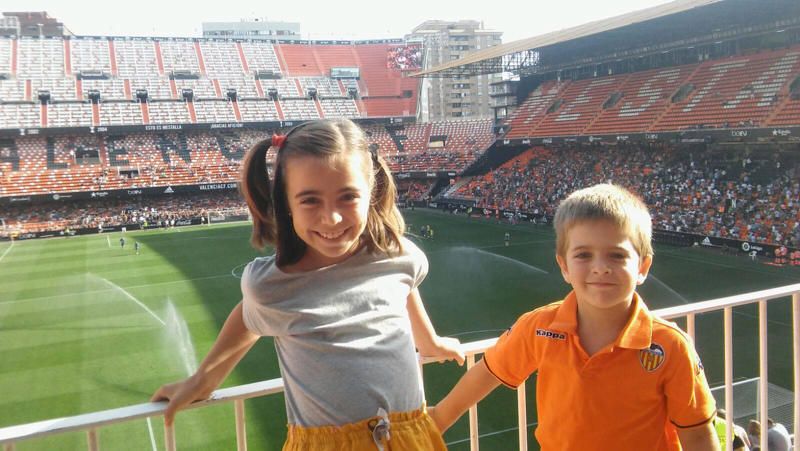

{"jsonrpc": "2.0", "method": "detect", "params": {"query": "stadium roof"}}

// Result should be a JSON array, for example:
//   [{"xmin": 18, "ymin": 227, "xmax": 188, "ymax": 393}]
[{"xmin": 412, "ymin": 0, "xmax": 725, "ymax": 78}]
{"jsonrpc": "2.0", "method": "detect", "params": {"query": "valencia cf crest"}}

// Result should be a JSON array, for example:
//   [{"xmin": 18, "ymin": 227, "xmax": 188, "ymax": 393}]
[{"xmin": 639, "ymin": 343, "xmax": 666, "ymax": 372}]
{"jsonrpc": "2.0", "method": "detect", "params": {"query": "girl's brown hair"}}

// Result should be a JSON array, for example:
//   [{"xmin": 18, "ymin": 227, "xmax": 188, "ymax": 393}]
[{"xmin": 240, "ymin": 118, "xmax": 405, "ymax": 266}]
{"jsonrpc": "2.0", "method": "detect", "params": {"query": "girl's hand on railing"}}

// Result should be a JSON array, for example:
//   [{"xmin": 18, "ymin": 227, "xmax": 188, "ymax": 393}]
[
  {"xmin": 150, "ymin": 374, "xmax": 214, "ymax": 426},
  {"xmin": 423, "ymin": 336, "xmax": 466, "ymax": 366}
]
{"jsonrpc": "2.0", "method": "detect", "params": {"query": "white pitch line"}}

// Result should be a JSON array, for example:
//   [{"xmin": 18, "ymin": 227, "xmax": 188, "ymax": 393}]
[
  {"xmin": 0, "ymin": 273, "xmax": 231, "ymax": 306},
  {"xmin": 146, "ymin": 417, "xmax": 159, "ymax": 451},
  {"xmin": 0, "ymin": 240, "xmax": 14, "ymax": 264},
  {"xmin": 647, "ymin": 275, "xmax": 692, "ymax": 304},
  {"xmin": 88, "ymin": 274, "xmax": 165, "ymax": 326},
  {"xmin": 446, "ymin": 421, "xmax": 539, "ymax": 446}
]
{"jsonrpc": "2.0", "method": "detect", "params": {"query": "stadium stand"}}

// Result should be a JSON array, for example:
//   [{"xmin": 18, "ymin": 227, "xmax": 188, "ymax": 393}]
[
  {"xmin": 532, "ymin": 75, "xmax": 627, "ymax": 137},
  {"xmin": 445, "ymin": 143, "xmax": 800, "ymax": 249},
  {"xmin": 652, "ymin": 48, "xmax": 800, "ymax": 131},
  {"xmin": 397, "ymin": 179, "xmax": 436, "ymax": 202},
  {"xmin": 0, "ymin": 36, "xmax": 419, "ymax": 131},
  {"xmin": 500, "ymin": 45, "xmax": 800, "ymax": 138},
  {"xmin": 1, "ymin": 15, "xmax": 797, "ymax": 255},
  {"xmin": 0, "ymin": 116, "xmax": 495, "ymax": 199},
  {"xmin": 70, "ymin": 37, "xmax": 113, "ymax": 75},
  {"xmin": 277, "ymin": 44, "xmax": 324, "ymax": 76},
  {"xmin": 585, "ymin": 66, "xmax": 692, "ymax": 134}
]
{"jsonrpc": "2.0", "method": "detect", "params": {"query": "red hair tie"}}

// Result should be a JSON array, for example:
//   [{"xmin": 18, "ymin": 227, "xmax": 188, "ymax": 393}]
[{"xmin": 272, "ymin": 133, "xmax": 286, "ymax": 149}]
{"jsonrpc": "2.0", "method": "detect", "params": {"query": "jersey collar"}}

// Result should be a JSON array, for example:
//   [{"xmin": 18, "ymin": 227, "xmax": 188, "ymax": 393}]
[{"xmin": 548, "ymin": 291, "xmax": 653, "ymax": 349}]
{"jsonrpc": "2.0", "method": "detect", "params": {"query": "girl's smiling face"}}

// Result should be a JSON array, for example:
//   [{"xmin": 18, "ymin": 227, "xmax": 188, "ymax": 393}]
[{"xmin": 283, "ymin": 152, "xmax": 372, "ymax": 270}]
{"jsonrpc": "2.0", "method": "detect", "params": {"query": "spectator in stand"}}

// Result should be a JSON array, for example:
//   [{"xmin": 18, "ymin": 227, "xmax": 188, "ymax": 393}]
[
  {"xmin": 766, "ymin": 418, "xmax": 792, "ymax": 451},
  {"xmin": 713, "ymin": 409, "xmax": 750, "ymax": 451},
  {"xmin": 747, "ymin": 420, "xmax": 761, "ymax": 450}
]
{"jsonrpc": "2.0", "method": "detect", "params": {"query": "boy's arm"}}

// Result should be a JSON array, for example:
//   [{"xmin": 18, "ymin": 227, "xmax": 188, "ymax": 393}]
[
  {"xmin": 151, "ymin": 301, "xmax": 259, "ymax": 426},
  {"xmin": 406, "ymin": 288, "xmax": 464, "ymax": 365},
  {"xmin": 430, "ymin": 358, "xmax": 502, "ymax": 433},
  {"xmin": 677, "ymin": 421, "xmax": 721, "ymax": 451}
]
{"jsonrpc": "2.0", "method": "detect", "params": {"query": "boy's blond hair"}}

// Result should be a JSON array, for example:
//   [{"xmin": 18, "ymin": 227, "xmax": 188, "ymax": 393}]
[{"xmin": 554, "ymin": 184, "xmax": 653, "ymax": 259}]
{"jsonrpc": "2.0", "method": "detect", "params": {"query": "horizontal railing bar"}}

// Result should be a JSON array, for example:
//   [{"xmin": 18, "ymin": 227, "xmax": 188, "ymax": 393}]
[
  {"xmin": 0, "ymin": 379, "xmax": 283, "ymax": 444},
  {"xmin": 655, "ymin": 283, "xmax": 800, "ymax": 319},
  {"xmin": 420, "ymin": 337, "xmax": 498, "ymax": 364},
  {"xmin": 2, "ymin": 285, "xmax": 799, "ymax": 446}
]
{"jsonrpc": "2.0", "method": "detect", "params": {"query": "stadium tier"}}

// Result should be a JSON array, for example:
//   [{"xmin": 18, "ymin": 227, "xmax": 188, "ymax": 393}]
[
  {"xmin": 0, "ymin": 36, "xmax": 420, "ymax": 127},
  {"xmin": 504, "ymin": 45, "xmax": 800, "ymax": 138},
  {"xmin": 0, "ymin": 119, "xmax": 495, "ymax": 196},
  {"xmin": 444, "ymin": 143, "xmax": 800, "ymax": 249}
]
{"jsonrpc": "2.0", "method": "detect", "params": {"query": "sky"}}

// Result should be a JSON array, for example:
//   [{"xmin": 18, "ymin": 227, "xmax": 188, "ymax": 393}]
[{"xmin": 5, "ymin": 0, "xmax": 674, "ymax": 43}]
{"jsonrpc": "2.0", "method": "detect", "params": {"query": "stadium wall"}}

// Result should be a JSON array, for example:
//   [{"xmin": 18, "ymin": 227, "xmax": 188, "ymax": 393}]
[{"xmin": 497, "ymin": 126, "xmax": 800, "ymax": 147}]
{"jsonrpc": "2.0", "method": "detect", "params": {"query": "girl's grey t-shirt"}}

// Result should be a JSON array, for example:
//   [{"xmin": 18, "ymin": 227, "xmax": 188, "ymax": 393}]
[{"xmin": 240, "ymin": 237, "xmax": 427, "ymax": 427}]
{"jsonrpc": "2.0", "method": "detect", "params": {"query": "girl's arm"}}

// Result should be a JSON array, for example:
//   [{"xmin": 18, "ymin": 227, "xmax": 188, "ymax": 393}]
[
  {"xmin": 151, "ymin": 301, "xmax": 260, "ymax": 426},
  {"xmin": 406, "ymin": 288, "xmax": 464, "ymax": 365},
  {"xmin": 429, "ymin": 358, "xmax": 502, "ymax": 432}
]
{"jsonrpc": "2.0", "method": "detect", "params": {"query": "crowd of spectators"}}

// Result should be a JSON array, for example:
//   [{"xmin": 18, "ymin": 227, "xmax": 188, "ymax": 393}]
[
  {"xmin": 1, "ymin": 126, "xmax": 489, "ymax": 197},
  {"xmin": 398, "ymin": 180, "xmax": 436, "ymax": 202},
  {"xmin": 386, "ymin": 45, "xmax": 422, "ymax": 71},
  {"xmin": 447, "ymin": 143, "xmax": 800, "ymax": 249},
  {"xmin": 4, "ymin": 136, "xmax": 800, "ymax": 250},
  {"xmin": 385, "ymin": 148, "xmax": 483, "ymax": 173},
  {"xmin": 0, "ymin": 191, "xmax": 247, "ymax": 237}
]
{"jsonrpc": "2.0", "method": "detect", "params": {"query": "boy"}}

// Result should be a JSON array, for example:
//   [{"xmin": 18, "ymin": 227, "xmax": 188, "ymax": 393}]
[{"xmin": 431, "ymin": 184, "xmax": 719, "ymax": 451}]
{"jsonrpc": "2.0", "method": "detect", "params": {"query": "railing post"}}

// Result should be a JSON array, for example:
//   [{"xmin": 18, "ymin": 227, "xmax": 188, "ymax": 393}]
[
  {"xmin": 235, "ymin": 399, "xmax": 247, "ymax": 451},
  {"xmin": 686, "ymin": 313, "xmax": 695, "ymax": 341},
  {"xmin": 516, "ymin": 381, "xmax": 527, "ymax": 451},
  {"xmin": 165, "ymin": 422, "xmax": 176, "ymax": 451},
  {"xmin": 793, "ymin": 293, "xmax": 799, "ymax": 451},
  {"xmin": 87, "ymin": 429, "xmax": 99, "ymax": 451},
  {"xmin": 467, "ymin": 354, "xmax": 479, "ymax": 451},
  {"xmin": 724, "ymin": 307, "xmax": 733, "ymax": 451},
  {"xmin": 758, "ymin": 299, "xmax": 769, "ymax": 451}
]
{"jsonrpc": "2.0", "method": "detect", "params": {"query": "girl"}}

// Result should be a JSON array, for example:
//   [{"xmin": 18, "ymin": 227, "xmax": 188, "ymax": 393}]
[{"xmin": 151, "ymin": 118, "xmax": 463, "ymax": 450}]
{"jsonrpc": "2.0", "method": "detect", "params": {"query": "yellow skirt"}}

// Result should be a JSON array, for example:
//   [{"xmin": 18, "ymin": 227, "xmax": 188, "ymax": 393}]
[{"xmin": 283, "ymin": 405, "xmax": 447, "ymax": 451}]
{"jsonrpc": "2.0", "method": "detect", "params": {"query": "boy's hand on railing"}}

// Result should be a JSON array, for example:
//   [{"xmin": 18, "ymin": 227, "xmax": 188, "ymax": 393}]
[
  {"xmin": 422, "ymin": 336, "xmax": 465, "ymax": 366},
  {"xmin": 150, "ymin": 374, "xmax": 214, "ymax": 427}
]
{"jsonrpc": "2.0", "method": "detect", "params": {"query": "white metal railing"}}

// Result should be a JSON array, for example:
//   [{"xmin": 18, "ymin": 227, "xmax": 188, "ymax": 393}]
[{"xmin": 1, "ymin": 283, "xmax": 799, "ymax": 451}]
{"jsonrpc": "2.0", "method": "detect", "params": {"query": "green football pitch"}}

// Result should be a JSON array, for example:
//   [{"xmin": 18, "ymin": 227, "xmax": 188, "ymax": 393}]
[{"xmin": 1, "ymin": 209, "xmax": 798, "ymax": 450}]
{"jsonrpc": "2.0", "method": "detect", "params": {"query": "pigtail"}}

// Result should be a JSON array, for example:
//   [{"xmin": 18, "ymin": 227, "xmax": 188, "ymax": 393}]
[
  {"xmin": 240, "ymin": 138, "xmax": 277, "ymax": 250},
  {"xmin": 365, "ymin": 151, "xmax": 405, "ymax": 255}
]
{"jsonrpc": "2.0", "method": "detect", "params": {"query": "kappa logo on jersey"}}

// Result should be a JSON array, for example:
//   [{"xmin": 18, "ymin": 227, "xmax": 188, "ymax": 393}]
[
  {"xmin": 639, "ymin": 343, "xmax": 666, "ymax": 372},
  {"xmin": 535, "ymin": 329, "xmax": 566, "ymax": 340}
]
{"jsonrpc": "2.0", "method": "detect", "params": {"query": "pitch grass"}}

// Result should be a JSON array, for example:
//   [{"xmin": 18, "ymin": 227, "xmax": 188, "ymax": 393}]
[{"xmin": 1, "ymin": 209, "xmax": 798, "ymax": 450}]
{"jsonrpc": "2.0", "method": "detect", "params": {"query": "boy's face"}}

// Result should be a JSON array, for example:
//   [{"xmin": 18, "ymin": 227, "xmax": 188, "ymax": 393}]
[{"xmin": 556, "ymin": 219, "xmax": 652, "ymax": 314}]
